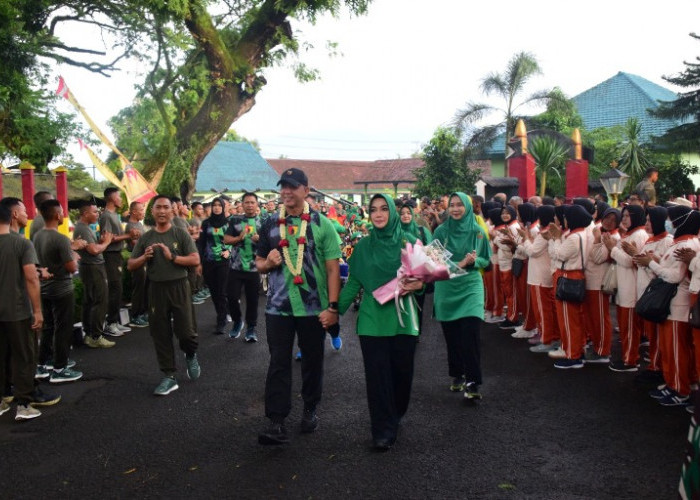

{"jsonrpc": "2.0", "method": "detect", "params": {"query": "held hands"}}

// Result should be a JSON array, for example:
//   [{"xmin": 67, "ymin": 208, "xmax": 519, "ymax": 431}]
[
  {"xmin": 621, "ymin": 240, "xmax": 638, "ymax": 257},
  {"xmin": 602, "ymin": 232, "xmax": 616, "ymax": 251},
  {"xmin": 318, "ymin": 309, "xmax": 338, "ymax": 329},
  {"xmin": 151, "ymin": 243, "xmax": 173, "ymax": 261},
  {"xmin": 143, "ymin": 245, "xmax": 156, "ymax": 260},
  {"xmin": 399, "ymin": 277, "xmax": 424, "ymax": 296},
  {"xmin": 547, "ymin": 223, "xmax": 562, "ymax": 240},
  {"xmin": 129, "ymin": 228, "xmax": 141, "ymax": 239},
  {"xmin": 633, "ymin": 252, "xmax": 653, "ymax": 267}
]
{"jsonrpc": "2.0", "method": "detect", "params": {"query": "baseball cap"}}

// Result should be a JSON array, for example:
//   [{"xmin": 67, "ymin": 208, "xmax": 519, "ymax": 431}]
[{"xmin": 277, "ymin": 168, "xmax": 308, "ymax": 187}]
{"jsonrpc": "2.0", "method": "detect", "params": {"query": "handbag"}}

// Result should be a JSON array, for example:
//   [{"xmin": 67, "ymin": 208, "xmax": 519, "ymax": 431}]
[
  {"xmin": 690, "ymin": 297, "xmax": 700, "ymax": 329},
  {"xmin": 635, "ymin": 277, "xmax": 678, "ymax": 323},
  {"xmin": 511, "ymin": 258, "xmax": 525, "ymax": 278},
  {"xmin": 601, "ymin": 263, "xmax": 617, "ymax": 295},
  {"xmin": 555, "ymin": 234, "xmax": 586, "ymax": 303}
]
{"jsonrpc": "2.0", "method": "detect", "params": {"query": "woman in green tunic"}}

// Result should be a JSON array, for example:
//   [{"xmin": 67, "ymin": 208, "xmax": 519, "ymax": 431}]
[
  {"xmin": 339, "ymin": 194, "xmax": 423, "ymax": 451},
  {"xmin": 433, "ymin": 192, "xmax": 491, "ymax": 400}
]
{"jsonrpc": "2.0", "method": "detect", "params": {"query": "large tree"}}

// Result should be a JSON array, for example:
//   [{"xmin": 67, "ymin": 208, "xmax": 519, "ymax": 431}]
[
  {"xmin": 1, "ymin": 0, "xmax": 370, "ymax": 195},
  {"xmin": 453, "ymin": 52, "xmax": 567, "ymax": 158},
  {"xmin": 651, "ymin": 32, "xmax": 700, "ymax": 152}
]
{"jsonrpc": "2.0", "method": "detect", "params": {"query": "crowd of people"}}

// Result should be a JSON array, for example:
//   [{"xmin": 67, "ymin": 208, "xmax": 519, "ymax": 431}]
[{"xmin": 2, "ymin": 165, "xmax": 699, "ymax": 455}]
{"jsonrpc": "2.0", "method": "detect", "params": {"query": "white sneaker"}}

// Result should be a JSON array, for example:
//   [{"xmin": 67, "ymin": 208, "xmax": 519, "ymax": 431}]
[
  {"xmin": 116, "ymin": 323, "xmax": 131, "ymax": 333},
  {"xmin": 548, "ymin": 347, "xmax": 567, "ymax": 359},
  {"xmin": 104, "ymin": 323, "xmax": 125, "ymax": 337},
  {"xmin": 512, "ymin": 328, "xmax": 538, "ymax": 339},
  {"xmin": 15, "ymin": 404, "xmax": 41, "ymax": 421},
  {"xmin": 485, "ymin": 315, "xmax": 505, "ymax": 324}
]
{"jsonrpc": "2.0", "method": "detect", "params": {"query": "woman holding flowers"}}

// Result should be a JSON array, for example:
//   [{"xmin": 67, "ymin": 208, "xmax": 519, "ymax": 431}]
[
  {"xmin": 432, "ymin": 193, "xmax": 491, "ymax": 400},
  {"xmin": 338, "ymin": 194, "xmax": 423, "ymax": 451}
]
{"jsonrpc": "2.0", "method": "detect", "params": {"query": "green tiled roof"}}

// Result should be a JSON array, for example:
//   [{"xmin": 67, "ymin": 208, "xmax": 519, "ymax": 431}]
[
  {"xmin": 572, "ymin": 71, "xmax": 681, "ymax": 141},
  {"xmin": 195, "ymin": 141, "xmax": 280, "ymax": 193}
]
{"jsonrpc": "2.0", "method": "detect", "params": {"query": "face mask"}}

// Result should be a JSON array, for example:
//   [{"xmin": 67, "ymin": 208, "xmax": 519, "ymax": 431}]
[{"xmin": 665, "ymin": 220, "xmax": 675, "ymax": 235}]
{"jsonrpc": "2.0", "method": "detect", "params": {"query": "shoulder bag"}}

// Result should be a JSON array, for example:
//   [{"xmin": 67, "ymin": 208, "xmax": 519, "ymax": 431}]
[
  {"xmin": 555, "ymin": 234, "xmax": 587, "ymax": 303},
  {"xmin": 601, "ymin": 263, "xmax": 617, "ymax": 295},
  {"xmin": 635, "ymin": 277, "xmax": 678, "ymax": 323},
  {"xmin": 511, "ymin": 257, "xmax": 525, "ymax": 278}
]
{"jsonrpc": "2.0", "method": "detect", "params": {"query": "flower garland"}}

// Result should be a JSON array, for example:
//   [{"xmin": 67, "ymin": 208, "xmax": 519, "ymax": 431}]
[{"xmin": 278, "ymin": 202, "xmax": 310, "ymax": 285}]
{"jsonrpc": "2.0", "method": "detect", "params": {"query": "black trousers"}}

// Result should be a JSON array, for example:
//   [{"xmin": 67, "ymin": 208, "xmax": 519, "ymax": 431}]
[
  {"xmin": 203, "ymin": 261, "xmax": 229, "ymax": 326},
  {"xmin": 130, "ymin": 266, "xmax": 148, "ymax": 317},
  {"xmin": 440, "ymin": 316, "xmax": 482, "ymax": 384},
  {"xmin": 38, "ymin": 291, "xmax": 75, "ymax": 369},
  {"xmin": 359, "ymin": 334, "xmax": 417, "ymax": 442},
  {"xmin": 415, "ymin": 292, "xmax": 426, "ymax": 334},
  {"xmin": 0, "ymin": 319, "xmax": 36, "ymax": 404},
  {"xmin": 264, "ymin": 314, "xmax": 325, "ymax": 423},
  {"xmin": 80, "ymin": 264, "xmax": 108, "ymax": 338},
  {"xmin": 227, "ymin": 270, "xmax": 259, "ymax": 327},
  {"xmin": 104, "ymin": 252, "xmax": 123, "ymax": 324},
  {"xmin": 148, "ymin": 279, "xmax": 198, "ymax": 375}
]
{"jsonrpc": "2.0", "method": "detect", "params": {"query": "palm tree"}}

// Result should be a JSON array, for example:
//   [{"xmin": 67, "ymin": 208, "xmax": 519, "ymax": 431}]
[
  {"xmin": 529, "ymin": 135, "xmax": 569, "ymax": 197},
  {"xmin": 617, "ymin": 117, "xmax": 652, "ymax": 182},
  {"xmin": 453, "ymin": 52, "xmax": 567, "ymax": 157}
]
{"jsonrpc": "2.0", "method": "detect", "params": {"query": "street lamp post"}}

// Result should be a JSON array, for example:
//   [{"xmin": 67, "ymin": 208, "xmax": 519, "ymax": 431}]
[{"xmin": 599, "ymin": 168, "xmax": 630, "ymax": 208}]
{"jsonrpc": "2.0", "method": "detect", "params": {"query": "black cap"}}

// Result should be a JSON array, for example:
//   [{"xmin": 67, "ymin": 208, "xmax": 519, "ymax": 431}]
[{"xmin": 277, "ymin": 168, "xmax": 308, "ymax": 187}]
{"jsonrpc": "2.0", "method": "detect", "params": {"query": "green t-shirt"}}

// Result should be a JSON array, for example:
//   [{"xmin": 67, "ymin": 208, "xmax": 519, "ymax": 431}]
[
  {"xmin": 172, "ymin": 217, "xmax": 189, "ymax": 231},
  {"xmin": 226, "ymin": 215, "xmax": 261, "ymax": 272},
  {"xmin": 131, "ymin": 226, "xmax": 197, "ymax": 282},
  {"xmin": 73, "ymin": 221, "xmax": 104, "ymax": 265},
  {"xmin": 256, "ymin": 210, "xmax": 341, "ymax": 317},
  {"xmin": 99, "ymin": 209, "xmax": 125, "ymax": 252},
  {"xmin": 33, "ymin": 229, "xmax": 75, "ymax": 298},
  {"xmin": 0, "ymin": 232, "xmax": 38, "ymax": 321},
  {"xmin": 29, "ymin": 214, "xmax": 45, "ymax": 242}
]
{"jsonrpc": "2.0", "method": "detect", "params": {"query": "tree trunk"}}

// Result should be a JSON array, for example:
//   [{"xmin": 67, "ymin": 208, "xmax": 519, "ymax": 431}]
[{"xmin": 540, "ymin": 171, "xmax": 547, "ymax": 198}]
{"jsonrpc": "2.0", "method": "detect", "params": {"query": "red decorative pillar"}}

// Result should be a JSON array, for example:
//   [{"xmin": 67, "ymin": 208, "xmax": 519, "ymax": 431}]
[
  {"xmin": 20, "ymin": 162, "xmax": 36, "ymax": 219},
  {"xmin": 565, "ymin": 159, "xmax": 589, "ymax": 200},
  {"xmin": 54, "ymin": 166, "xmax": 70, "ymax": 235},
  {"xmin": 508, "ymin": 154, "xmax": 536, "ymax": 200}
]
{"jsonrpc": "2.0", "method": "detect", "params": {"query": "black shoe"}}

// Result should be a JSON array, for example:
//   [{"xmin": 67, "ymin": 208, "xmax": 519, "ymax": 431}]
[
  {"xmin": 28, "ymin": 388, "xmax": 61, "ymax": 407},
  {"xmin": 464, "ymin": 382, "xmax": 482, "ymax": 401},
  {"xmin": 373, "ymin": 438, "xmax": 393, "ymax": 451},
  {"xmin": 609, "ymin": 360, "xmax": 639, "ymax": 373},
  {"xmin": 258, "ymin": 423, "xmax": 289, "ymax": 445},
  {"xmin": 300, "ymin": 409, "xmax": 319, "ymax": 433},
  {"xmin": 498, "ymin": 319, "xmax": 521, "ymax": 329}
]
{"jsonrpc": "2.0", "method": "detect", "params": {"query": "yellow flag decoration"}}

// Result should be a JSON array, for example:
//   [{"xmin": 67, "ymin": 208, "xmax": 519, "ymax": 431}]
[{"xmin": 57, "ymin": 77, "xmax": 157, "ymax": 204}]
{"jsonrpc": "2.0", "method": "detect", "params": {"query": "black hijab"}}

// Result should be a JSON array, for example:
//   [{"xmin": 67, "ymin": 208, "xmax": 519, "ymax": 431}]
[
  {"xmin": 565, "ymin": 205, "xmax": 593, "ymax": 231},
  {"xmin": 594, "ymin": 201, "xmax": 610, "ymax": 222},
  {"xmin": 481, "ymin": 201, "xmax": 500, "ymax": 222},
  {"xmin": 207, "ymin": 197, "xmax": 229, "ymax": 228},
  {"xmin": 536, "ymin": 205, "xmax": 555, "ymax": 228},
  {"xmin": 502, "ymin": 205, "xmax": 517, "ymax": 224},
  {"xmin": 517, "ymin": 203, "xmax": 537, "ymax": 226},
  {"xmin": 573, "ymin": 198, "xmax": 595, "ymax": 216},
  {"xmin": 669, "ymin": 207, "xmax": 700, "ymax": 239},
  {"xmin": 601, "ymin": 208, "xmax": 621, "ymax": 231},
  {"xmin": 622, "ymin": 204, "xmax": 646, "ymax": 231},
  {"xmin": 646, "ymin": 206, "xmax": 668, "ymax": 236},
  {"xmin": 489, "ymin": 208, "xmax": 504, "ymax": 227},
  {"xmin": 554, "ymin": 205, "xmax": 567, "ymax": 228}
]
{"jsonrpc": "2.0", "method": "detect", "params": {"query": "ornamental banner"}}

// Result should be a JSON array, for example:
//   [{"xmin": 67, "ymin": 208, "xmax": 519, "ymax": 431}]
[{"xmin": 57, "ymin": 77, "xmax": 157, "ymax": 204}]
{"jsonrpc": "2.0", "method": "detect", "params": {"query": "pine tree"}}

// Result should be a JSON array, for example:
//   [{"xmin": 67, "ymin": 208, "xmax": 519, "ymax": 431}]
[{"xmin": 651, "ymin": 33, "xmax": 700, "ymax": 151}]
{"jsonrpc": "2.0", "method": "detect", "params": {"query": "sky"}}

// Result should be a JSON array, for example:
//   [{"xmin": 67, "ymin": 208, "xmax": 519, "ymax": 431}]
[{"xmin": 54, "ymin": 0, "xmax": 700, "ymax": 169}]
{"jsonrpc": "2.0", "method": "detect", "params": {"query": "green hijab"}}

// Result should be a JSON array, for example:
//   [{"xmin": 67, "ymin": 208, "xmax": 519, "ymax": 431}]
[
  {"xmin": 399, "ymin": 204, "xmax": 420, "ymax": 238},
  {"xmin": 434, "ymin": 192, "xmax": 486, "ymax": 259},
  {"xmin": 348, "ymin": 194, "xmax": 416, "ymax": 290}
]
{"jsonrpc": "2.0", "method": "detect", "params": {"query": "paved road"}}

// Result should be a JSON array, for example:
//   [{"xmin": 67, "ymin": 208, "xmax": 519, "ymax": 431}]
[{"xmin": 0, "ymin": 294, "xmax": 689, "ymax": 499}]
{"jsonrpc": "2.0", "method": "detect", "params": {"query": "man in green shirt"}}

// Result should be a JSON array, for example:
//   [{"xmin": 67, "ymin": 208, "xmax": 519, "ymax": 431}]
[
  {"xmin": 100, "ymin": 187, "xmax": 134, "ymax": 337},
  {"xmin": 34, "ymin": 199, "xmax": 83, "ymax": 384},
  {"xmin": 28, "ymin": 191, "xmax": 53, "ymax": 242},
  {"xmin": 74, "ymin": 201, "xmax": 115, "ymax": 348},
  {"xmin": 255, "ymin": 168, "xmax": 341, "ymax": 445},
  {"xmin": 224, "ymin": 192, "xmax": 262, "ymax": 342},
  {"xmin": 128, "ymin": 195, "xmax": 201, "ymax": 396}
]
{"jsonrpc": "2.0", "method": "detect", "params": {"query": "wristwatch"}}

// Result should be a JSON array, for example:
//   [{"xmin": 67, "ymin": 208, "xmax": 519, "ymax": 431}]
[{"xmin": 328, "ymin": 301, "xmax": 339, "ymax": 310}]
